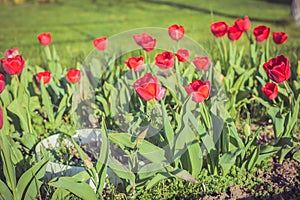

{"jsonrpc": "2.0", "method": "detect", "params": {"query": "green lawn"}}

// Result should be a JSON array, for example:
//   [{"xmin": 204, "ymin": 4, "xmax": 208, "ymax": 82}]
[{"xmin": 0, "ymin": 0, "xmax": 299, "ymax": 66}]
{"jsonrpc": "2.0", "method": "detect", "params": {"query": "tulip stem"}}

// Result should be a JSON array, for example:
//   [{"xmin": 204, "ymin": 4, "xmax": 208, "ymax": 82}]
[
  {"xmin": 245, "ymin": 31, "xmax": 253, "ymax": 44},
  {"xmin": 221, "ymin": 38, "xmax": 227, "ymax": 62},
  {"xmin": 283, "ymin": 81, "xmax": 293, "ymax": 108}
]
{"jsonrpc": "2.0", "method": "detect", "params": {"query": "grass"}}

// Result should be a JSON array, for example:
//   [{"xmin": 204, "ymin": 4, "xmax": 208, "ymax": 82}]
[{"xmin": 0, "ymin": 0, "xmax": 299, "ymax": 67}]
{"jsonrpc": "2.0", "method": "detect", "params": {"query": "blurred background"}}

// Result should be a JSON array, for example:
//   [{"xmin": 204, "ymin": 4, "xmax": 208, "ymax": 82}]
[{"xmin": 0, "ymin": 0, "xmax": 299, "ymax": 66}]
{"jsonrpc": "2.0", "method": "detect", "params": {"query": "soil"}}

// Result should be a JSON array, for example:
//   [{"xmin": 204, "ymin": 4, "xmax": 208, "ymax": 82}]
[{"xmin": 203, "ymin": 157, "xmax": 300, "ymax": 200}]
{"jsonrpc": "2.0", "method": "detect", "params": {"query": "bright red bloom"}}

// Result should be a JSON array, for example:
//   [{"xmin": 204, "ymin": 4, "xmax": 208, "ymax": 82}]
[
  {"xmin": 272, "ymin": 32, "xmax": 288, "ymax": 45},
  {"xmin": 210, "ymin": 22, "xmax": 228, "ymax": 38},
  {"xmin": 134, "ymin": 73, "xmax": 166, "ymax": 101},
  {"xmin": 0, "ymin": 107, "xmax": 3, "ymax": 130},
  {"xmin": 5, "ymin": 48, "xmax": 19, "ymax": 58},
  {"xmin": 93, "ymin": 37, "xmax": 108, "ymax": 51},
  {"xmin": 36, "ymin": 71, "xmax": 52, "ymax": 84},
  {"xmin": 261, "ymin": 82, "xmax": 278, "ymax": 100},
  {"xmin": 133, "ymin": 33, "xmax": 156, "ymax": 52},
  {"xmin": 228, "ymin": 25, "xmax": 243, "ymax": 41},
  {"xmin": 125, "ymin": 56, "xmax": 144, "ymax": 72},
  {"xmin": 37, "ymin": 33, "xmax": 52, "ymax": 46},
  {"xmin": 193, "ymin": 56, "xmax": 211, "ymax": 70},
  {"xmin": 1, "ymin": 55, "xmax": 25, "ymax": 75},
  {"xmin": 155, "ymin": 51, "xmax": 174, "ymax": 69},
  {"xmin": 234, "ymin": 16, "xmax": 251, "ymax": 32},
  {"xmin": 253, "ymin": 25, "xmax": 270, "ymax": 42},
  {"xmin": 175, "ymin": 49, "xmax": 189, "ymax": 62},
  {"xmin": 66, "ymin": 68, "xmax": 81, "ymax": 84},
  {"xmin": 168, "ymin": 24, "xmax": 185, "ymax": 41},
  {"xmin": 0, "ymin": 74, "xmax": 5, "ymax": 94},
  {"xmin": 185, "ymin": 80, "xmax": 210, "ymax": 103},
  {"xmin": 263, "ymin": 55, "xmax": 290, "ymax": 83}
]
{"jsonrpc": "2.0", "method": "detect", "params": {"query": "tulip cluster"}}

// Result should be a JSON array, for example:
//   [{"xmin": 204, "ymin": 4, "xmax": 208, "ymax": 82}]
[
  {"xmin": 0, "ymin": 32, "xmax": 82, "ymax": 130},
  {"xmin": 210, "ymin": 16, "xmax": 288, "ymax": 44},
  {"xmin": 126, "ymin": 24, "xmax": 211, "ymax": 103}
]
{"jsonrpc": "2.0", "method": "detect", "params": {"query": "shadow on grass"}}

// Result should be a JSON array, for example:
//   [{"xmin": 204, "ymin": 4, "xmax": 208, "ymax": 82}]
[
  {"xmin": 142, "ymin": 0, "xmax": 290, "ymax": 25},
  {"xmin": 257, "ymin": 0, "xmax": 292, "ymax": 5}
]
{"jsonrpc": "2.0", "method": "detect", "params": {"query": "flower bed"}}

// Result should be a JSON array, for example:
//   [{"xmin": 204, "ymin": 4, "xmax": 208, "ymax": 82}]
[{"xmin": 0, "ymin": 15, "xmax": 299, "ymax": 199}]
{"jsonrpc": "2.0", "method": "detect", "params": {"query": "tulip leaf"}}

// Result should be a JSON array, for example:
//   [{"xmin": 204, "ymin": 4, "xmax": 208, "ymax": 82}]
[
  {"xmin": 145, "ymin": 172, "xmax": 172, "ymax": 190},
  {"xmin": 161, "ymin": 100, "xmax": 174, "ymax": 148},
  {"xmin": 108, "ymin": 133, "xmax": 136, "ymax": 149},
  {"xmin": 138, "ymin": 163, "xmax": 167, "ymax": 180},
  {"xmin": 16, "ymin": 156, "xmax": 48, "ymax": 200},
  {"xmin": 94, "ymin": 119, "xmax": 109, "ymax": 195},
  {"xmin": 137, "ymin": 139, "xmax": 168, "ymax": 164},
  {"xmin": 0, "ymin": 134, "xmax": 16, "ymax": 195},
  {"xmin": 0, "ymin": 179, "xmax": 12, "ymax": 200},
  {"xmin": 55, "ymin": 94, "xmax": 68, "ymax": 125},
  {"xmin": 40, "ymin": 81, "xmax": 55, "ymax": 124},
  {"xmin": 48, "ymin": 177, "xmax": 97, "ymax": 200},
  {"xmin": 169, "ymin": 168, "xmax": 196, "ymax": 183},
  {"xmin": 7, "ymin": 98, "xmax": 30, "ymax": 133},
  {"xmin": 219, "ymin": 149, "xmax": 241, "ymax": 176},
  {"xmin": 51, "ymin": 188, "xmax": 70, "ymax": 200},
  {"xmin": 108, "ymin": 156, "xmax": 135, "ymax": 182}
]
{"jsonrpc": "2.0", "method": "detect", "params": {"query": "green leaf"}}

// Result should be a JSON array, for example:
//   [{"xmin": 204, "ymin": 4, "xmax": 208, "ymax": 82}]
[
  {"xmin": 138, "ymin": 140, "xmax": 168, "ymax": 164},
  {"xmin": 161, "ymin": 100, "xmax": 174, "ymax": 148},
  {"xmin": 138, "ymin": 163, "xmax": 167, "ymax": 180},
  {"xmin": 187, "ymin": 142, "xmax": 203, "ymax": 177},
  {"xmin": 246, "ymin": 146, "xmax": 260, "ymax": 171},
  {"xmin": 0, "ymin": 134, "xmax": 16, "ymax": 195},
  {"xmin": 49, "ymin": 177, "xmax": 98, "ymax": 200},
  {"xmin": 145, "ymin": 172, "xmax": 172, "ymax": 190},
  {"xmin": 16, "ymin": 156, "xmax": 49, "ymax": 200},
  {"xmin": 108, "ymin": 156, "xmax": 135, "ymax": 182},
  {"xmin": 284, "ymin": 95, "xmax": 300, "ymax": 137},
  {"xmin": 5, "ymin": 135, "xmax": 23, "ymax": 164},
  {"xmin": 40, "ymin": 81, "xmax": 55, "ymax": 123},
  {"xmin": 51, "ymin": 188, "xmax": 70, "ymax": 200},
  {"xmin": 55, "ymin": 94, "xmax": 68, "ymax": 125},
  {"xmin": 219, "ymin": 149, "xmax": 241, "ymax": 176},
  {"xmin": 29, "ymin": 96, "xmax": 41, "ymax": 112},
  {"xmin": 7, "ymin": 98, "xmax": 30, "ymax": 133},
  {"xmin": 293, "ymin": 151, "xmax": 300, "ymax": 163},
  {"xmin": 108, "ymin": 133, "xmax": 136, "ymax": 149},
  {"xmin": 169, "ymin": 168, "xmax": 196, "ymax": 183},
  {"xmin": 94, "ymin": 120, "xmax": 109, "ymax": 195},
  {"xmin": 0, "ymin": 179, "xmax": 12, "ymax": 200}
]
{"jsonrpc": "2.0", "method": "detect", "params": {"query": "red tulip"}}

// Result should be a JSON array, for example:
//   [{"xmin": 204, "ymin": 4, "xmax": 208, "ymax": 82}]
[
  {"xmin": 228, "ymin": 25, "xmax": 243, "ymax": 41},
  {"xmin": 93, "ymin": 37, "xmax": 108, "ymax": 51},
  {"xmin": 261, "ymin": 82, "xmax": 278, "ymax": 100},
  {"xmin": 234, "ymin": 16, "xmax": 251, "ymax": 32},
  {"xmin": 133, "ymin": 33, "xmax": 156, "ymax": 52},
  {"xmin": 5, "ymin": 48, "xmax": 19, "ymax": 58},
  {"xmin": 263, "ymin": 55, "xmax": 290, "ymax": 83},
  {"xmin": 1, "ymin": 55, "xmax": 25, "ymax": 75},
  {"xmin": 125, "ymin": 56, "xmax": 144, "ymax": 72},
  {"xmin": 36, "ymin": 71, "xmax": 52, "ymax": 84},
  {"xmin": 66, "ymin": 68, "xmax": 81, "ymax": 84},
  {"xmin": 155, "ymin": 51, "xmax": 174, "ymax": 69},
  {"xmin": 175, "ymin": 49, "xmax": 189, "ymax": 62},
  {"xmin": 0, "ymin": 107, "xmax": 3, "ymax": 130},
  {"xmin": 185, "ymin": 80, "xmax": 210, "ymax": 103},
  {"xmin": 0, "ymin": 74, "xmax": 5, "ymax": 94},
  {"xmin": 134, "ymin": 73, "xmax": 166, "ymax": 101},
  {"xmin": 193, "ymin": 56, "xmax": 211, "ymax": 70},
  {"xmin": 37, "ymin": 33, "xmax": 52, "ymax": 46},
  {"xmin": 272, "ymin": 32, "xmax": 288, "ymax": 45},
  {"xmin": 168, "ymin": 24, "xmax": 185, "ymax": 41},
  {"xmin": 253, "ymin": 25, "xmax": 270, "ymax": 42},
  {"xmin": 210, "ymin": 22, "xmax": 228, "ymax": 38}
]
